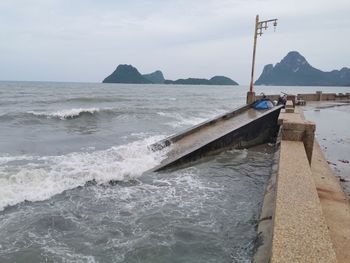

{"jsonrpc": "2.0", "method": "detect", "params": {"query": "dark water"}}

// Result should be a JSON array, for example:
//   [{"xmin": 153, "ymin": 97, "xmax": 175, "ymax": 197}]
[{"xmin": 0, "ymin": 82, "xmax": 349, "ymax": 262}]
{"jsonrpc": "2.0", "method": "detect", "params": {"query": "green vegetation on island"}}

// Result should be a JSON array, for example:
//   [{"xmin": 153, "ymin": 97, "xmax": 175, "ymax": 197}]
[
  {"xmin": 164, "ymin": 76, "xmax": 238, "ymax": 85},
  {"xmin": 142, "ymin": 70, "xmax": 165, "ymax": 84},
  {"xmin": 255, "ymin": 51, "xmax": 350, "ymax": 86},
  {"xmin": 103, "ymin": 65, "xmax": 152, "ymax": 84},
  {"xmin": 103, "ymin": 64, "xmax": 239, "ymax": 85}
]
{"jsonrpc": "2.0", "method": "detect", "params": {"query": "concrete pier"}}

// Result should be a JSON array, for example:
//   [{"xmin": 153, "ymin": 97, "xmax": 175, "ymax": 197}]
[
  {"xmin": 255, "ymin": 91, "xmax": 350, "ymax": 104},
  {"xmin": 150, "ymin": 96, "xmax": 350, "ymax": 262},
  {"xmin": 278, "ymin": 108, "xmax": 315, "ymax": 164},
  {"xmin": 255, "ymin": 102, "xmax": 350, "ymax": 263},
  {"xmin": 271, "ymin": 140, "xmax": 337, "ymax": 262}
]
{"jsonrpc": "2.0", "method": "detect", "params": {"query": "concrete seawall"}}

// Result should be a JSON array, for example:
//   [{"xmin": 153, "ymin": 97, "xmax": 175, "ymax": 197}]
[
  {"xmin": 254, "ymin": 103, "xmax": 350, "ymax": 262},
  {"xmin": 149, "ymin": 95, "xmax": 350, "ymax": 262},
  {"xmin": 255, "ymin": 91, "xmax": 350, "ymax": 103}
]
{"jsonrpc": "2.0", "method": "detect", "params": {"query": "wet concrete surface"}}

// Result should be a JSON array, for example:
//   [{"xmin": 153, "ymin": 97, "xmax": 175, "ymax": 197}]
[
  {"xmin": 311, "ymin": 141, "xmax": 350, "ymax": 263},
  {"xmin": 303, "ymin": 103, "xmax": 350, "ymax": 198},
  {"xmin": 167, "ymin": 108, "xmax": 261, "ymax": 156},
  {"xmin": 152, "ymin": 107, "xmax": 282, "ymax": 171}
]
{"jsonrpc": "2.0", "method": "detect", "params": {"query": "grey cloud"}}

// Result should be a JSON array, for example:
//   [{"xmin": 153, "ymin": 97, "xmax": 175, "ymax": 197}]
[{"xmin": 0, "ymin": 0, "xmax": 349, "ymax": 83}]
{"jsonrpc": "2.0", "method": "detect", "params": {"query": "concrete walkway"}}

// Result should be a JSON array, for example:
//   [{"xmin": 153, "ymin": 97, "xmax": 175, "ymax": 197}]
[
  {"xmin": 271, "ymin": 140, "xmax": 337, "ymax": 263},
  {"xmin": 269, "ymin": 105, "xmax": 350, "ymax": 262}
]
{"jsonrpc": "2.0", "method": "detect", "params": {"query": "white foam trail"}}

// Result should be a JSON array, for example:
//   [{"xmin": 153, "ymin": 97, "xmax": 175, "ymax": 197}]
[
  {"xmin": 0, "ymin": 154, "xmax": 35, "ymax": 166},
  {"xmin": 0, "ymin": 136, "xmax": 167, "ymax": 211},
  {"xmin": 168, "ymin": 114, "xmax": 206, "ymax": 128},
  {"xmin": 28, "ymin": 108, "xmax": 101, "ymax": 120},
  {"xmin": 159, "ymin": 110, "xmax": 227, "ymax": 128}
]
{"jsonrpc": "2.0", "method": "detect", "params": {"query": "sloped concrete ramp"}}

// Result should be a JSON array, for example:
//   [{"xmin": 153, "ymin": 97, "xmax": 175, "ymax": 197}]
[{"xmin": 151, "ymin": 104, "xmax": 283, "ymax": 171}]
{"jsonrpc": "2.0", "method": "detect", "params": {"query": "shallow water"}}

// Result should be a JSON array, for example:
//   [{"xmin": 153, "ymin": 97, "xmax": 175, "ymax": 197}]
[
  {"xmin": 0, "ymin": 82, "xmax": 349, "ymax": 262},
  {"xmin": 304, "ymin": 104, "xmax": 350, "ymax": 196}
]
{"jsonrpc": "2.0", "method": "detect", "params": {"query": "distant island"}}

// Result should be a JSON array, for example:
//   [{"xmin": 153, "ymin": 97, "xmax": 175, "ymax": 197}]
[
  {"xmin": 103, "ymin": 64, "xmax": 238, "ymax": 85},
  {"xmin": 255, "ymin": 51, "xmax": 350, "ymax": 86},
  {"xmin": 103, "ymin": 64, "xmax": 152, "ymax": 84}
]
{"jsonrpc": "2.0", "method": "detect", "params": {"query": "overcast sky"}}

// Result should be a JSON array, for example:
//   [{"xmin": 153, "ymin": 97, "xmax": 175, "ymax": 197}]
[{"xmin": 0, "ymin": 0, "xmax": 349, "ymax": 84}]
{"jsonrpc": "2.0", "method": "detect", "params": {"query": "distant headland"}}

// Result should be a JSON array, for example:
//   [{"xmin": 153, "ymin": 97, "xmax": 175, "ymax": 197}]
[
  {"xmin": 255, "ymin": 51, "xmax": 350, "ymax": 86},
  {"xmin": 102, "ymin": 65, "xmax": 239, "ymax": 85},
  {"xmin": 102, "ymin": 52, "xmax": 350, "ymax": 86}
]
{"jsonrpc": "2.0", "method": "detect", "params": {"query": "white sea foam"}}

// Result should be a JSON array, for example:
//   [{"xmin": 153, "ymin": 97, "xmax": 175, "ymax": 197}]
[
  {"xmin": 168, "ymin": 114, "xmax": 206, "ymax": 128},
  {"xmin": 28, "ymin": 108, "xmax": 101, "ymax": 120},
  {"xmin": 156, "ymin": 112, "xmax": 205, "ymax": 128},
  {"xmin": 160, "ymin": 110, "xmax": 226, "ymax": 128},
  {"xmin": 0, "ymin": 154, "xmax": 35, "ymax": 166},
  {"xmin": 0, "ymin": 136, "xmax": 167, "ymax": 211}
]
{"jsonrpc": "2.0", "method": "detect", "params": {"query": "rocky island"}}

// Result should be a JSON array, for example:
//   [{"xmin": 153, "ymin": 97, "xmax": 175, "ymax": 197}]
[
  {"xmin": 255, "ymin": 51, "xmax": 350, "ymax": 86},
  {"xmin": 142, "ymin": 70, "xmax": 165, "ymax": 84},
  {"xmin": 103, "ymin": 64, "xmax": 238, "ymax": 85},
  {"xmin": 103, "ymin": 65, "xmax": 152, "ymax": 84},
  {"xmin": 164, "ymin": 76, "xmax": 238, "ymax": 85}
]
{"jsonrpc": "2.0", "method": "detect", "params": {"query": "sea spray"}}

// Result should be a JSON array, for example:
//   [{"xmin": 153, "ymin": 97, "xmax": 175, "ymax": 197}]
[
  {"xmin": 0, "ymin": 135, "xmax": 167, "ymax": 211},
  {"xmin": 157, "ymin": 109, "xmax": 227, "ymax": 128}
]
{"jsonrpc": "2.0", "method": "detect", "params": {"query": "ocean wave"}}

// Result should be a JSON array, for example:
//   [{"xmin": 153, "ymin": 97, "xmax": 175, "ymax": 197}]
[
  {"xmin": 157, "ymin": 110, "xmax": 227, "ymax": 128},
  {"xmin": 167, "ymin": 114, "xmax": 207, "ymax": 128},
  {"xmin": 27, "ymin": 108, "xmax": 102, "ymax": 120},
  {"xmin": 1, "ymin": 106, "xmax": 190, "ymax": 122},
  {"xmin": 66, "ymin": 97, "xmax": 125, "ymax": 103},
  {"xmin": 1, "ymin": 107, "xmax": 169, "ymax": 122},
  {"xmin": 0, "ymin": 135, "xmax": 167, "ymax": 211}
]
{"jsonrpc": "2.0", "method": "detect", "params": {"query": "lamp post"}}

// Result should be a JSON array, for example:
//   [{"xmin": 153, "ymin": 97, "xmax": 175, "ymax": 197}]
[{"xmin": 247, "ymin": 15, "xmax": 278, "ymax": 104}]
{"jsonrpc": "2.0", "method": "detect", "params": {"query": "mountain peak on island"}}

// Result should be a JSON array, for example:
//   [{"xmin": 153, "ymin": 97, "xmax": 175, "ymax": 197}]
[
  {"xmin": 280, "ymin": 51, "xmax": 309, "ymax": 68},
  {"xmin": 283, "ymin": 51, "xmax": 306, "ymax": 61},
  {"xmin": 103, "ymin": 64, "xmax": 152, "ymax": 84},
  {"xmin": 103, "ymin": 64, "xmax": 239, "ymax": 85},
  {"xmin": 142, "ymin": 70, "xmax": 165, "ymax": 84},
  {"xmin": 255, "ymin": 51, "xmax": 350, "ymax": 86}
]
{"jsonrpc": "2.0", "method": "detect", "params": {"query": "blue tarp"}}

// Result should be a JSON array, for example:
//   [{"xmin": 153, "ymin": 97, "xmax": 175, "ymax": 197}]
[{"xmin": 252, "ymin": 99, "xmax": 274, "ymax": 110}]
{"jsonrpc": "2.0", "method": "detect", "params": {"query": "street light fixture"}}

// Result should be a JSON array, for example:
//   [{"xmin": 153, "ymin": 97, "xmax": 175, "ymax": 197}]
[{"xmin": 247, "ymin": 15, "xmax": 278, "ymax": 104}]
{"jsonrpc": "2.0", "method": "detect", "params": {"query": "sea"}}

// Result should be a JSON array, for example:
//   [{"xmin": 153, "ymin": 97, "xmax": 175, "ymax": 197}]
[{"xmin": 0, "ymin": 81, "xmax": 349, "ymax": 263}]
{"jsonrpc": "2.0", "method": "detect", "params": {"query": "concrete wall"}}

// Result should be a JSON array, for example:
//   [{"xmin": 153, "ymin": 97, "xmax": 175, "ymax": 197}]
[
  {"xmin": 255, "ymin": 105, "xmax": 350, "ymax": 262},
  {"xmin": 271, "ymin": 140, "xmax": 337, "ymax": 263},
  {"xmin": 255, "ymin": 92, "xmax": 350, "ymax": 103}
]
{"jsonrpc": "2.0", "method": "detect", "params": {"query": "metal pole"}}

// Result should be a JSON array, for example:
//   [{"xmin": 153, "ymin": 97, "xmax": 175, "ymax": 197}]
[
  {"xmin": 249, "ymin": 15, "xmax": 259, "ymax": 93},
  {"xmin": 246, "ymin": 15, "xmax": 277, "ymax": 104}
]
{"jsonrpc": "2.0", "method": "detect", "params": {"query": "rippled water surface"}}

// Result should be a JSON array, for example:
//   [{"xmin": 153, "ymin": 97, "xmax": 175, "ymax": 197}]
[{"xmin": 1, "ymin": 82, "xmax": 349, "ymax": 262}]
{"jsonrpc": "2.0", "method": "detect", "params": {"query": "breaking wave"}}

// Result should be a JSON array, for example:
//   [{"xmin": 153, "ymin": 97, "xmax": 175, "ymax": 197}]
[
  {"xmin": 0, "ymin": 136, "xmax": 167, "ymax": 211},
  {"xmin": 27, "ymin": 108, "xmax": 102, "ymax": 120}
]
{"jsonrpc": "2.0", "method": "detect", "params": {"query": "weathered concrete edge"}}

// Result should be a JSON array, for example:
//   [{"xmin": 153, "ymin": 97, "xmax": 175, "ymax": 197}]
[
  {"xmin": 253, "ymin": 127, "xmax": 281, "ymax": 263},
  {"xmin": 150, "ymin": 104, "xmax": 250, "ymax": 151},
  {"xmin": 151, "ymin": 106, "xmax": 282, "ymax": 172},
  {"xmin": 271, "ymin": 140, "xmax": 337, "ymax": 262}
]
